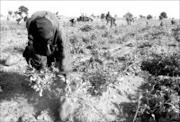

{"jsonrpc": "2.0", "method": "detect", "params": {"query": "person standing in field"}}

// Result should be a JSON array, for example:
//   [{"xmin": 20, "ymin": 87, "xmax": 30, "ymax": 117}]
[{"xmin": 105, "ymin": 12, "xmax": 116, "ymax": 27}]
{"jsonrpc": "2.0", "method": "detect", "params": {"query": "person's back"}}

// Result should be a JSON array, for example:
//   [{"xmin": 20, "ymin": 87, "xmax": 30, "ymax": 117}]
[
  {"xmin": 23, "ymin": 11, "xmax": 72, "ymax": 73},
  {"xmin": 26, "ymin": 11, "xmax": 60, "ymax": 36}
]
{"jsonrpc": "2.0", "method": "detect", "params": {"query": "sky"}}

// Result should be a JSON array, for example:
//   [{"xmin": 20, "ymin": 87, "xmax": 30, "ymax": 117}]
[{"xmin": 1, "ymin": 0, "xmax": 180, "ymax": 19}]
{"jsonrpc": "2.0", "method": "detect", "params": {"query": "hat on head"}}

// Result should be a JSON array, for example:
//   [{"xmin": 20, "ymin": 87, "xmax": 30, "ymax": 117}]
[{"xmin": 30, "ymin": 17, "xmax": 54, "ymax": 40}]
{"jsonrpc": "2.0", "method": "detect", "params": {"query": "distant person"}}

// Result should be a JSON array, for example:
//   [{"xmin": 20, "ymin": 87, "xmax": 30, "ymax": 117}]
[
  {"xmin": 7, "ymin": 16, "xmax": 10, "ymax": 21},
  {"xmin": 23, "ymin": 11, "xmax": 72, "ymax": 73},
  {"xmin": 69, "ymin": 18, "xmax": 76, "ymax": 26},
  {"xmin": 105, "ymin": 12, "xmax": 116, "ymax": 27},
  {"xmin": 160, "ymin": 22, "xmax": 163, "ymax": 26},
  {"xmin": 171, "ymin": 18, "xmax": 176, "ymax": 25},
  {"xmin": 126, "ymin": 17, "xmax": 134, "ymax": 25},
  {"xmin": 105, "ymin": 12, "xmax": 111, "ymax": 21}
]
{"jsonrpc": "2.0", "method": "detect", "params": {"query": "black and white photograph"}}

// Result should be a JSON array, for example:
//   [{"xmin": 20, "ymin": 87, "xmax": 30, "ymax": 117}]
[{"xmin": 0, "ymin": 0, "xmax": 180, "ymax": 122}]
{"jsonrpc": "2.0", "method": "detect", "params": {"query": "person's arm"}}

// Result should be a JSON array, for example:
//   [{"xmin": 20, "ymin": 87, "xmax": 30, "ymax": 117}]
[
  {"xmin": 54, "ymin": 29, "xmax": 72, "ymax": 72},
  {"xmin": 52, "ymin": 29, "xmax": 64, "ymax": 71}
]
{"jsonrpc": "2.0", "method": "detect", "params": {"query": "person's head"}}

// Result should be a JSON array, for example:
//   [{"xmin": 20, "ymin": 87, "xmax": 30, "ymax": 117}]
[{"xmin": 29, "ymin": 17, "xmax": 54, "ymax": 56}]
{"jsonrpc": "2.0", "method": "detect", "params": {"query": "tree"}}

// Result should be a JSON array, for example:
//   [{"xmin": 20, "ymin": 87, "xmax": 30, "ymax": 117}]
[
  {"xmin": 147, "ymin": 14, "xmax": 153, "ymax": 20},
  {"xmin": 123, "ymin": 12, "xmax": 133, "ymax": 19},
  {"xmin": 159, "ymin": 12, "xmax": 167, "ymax": 20},
  {"xmin": 8, "ymin": 11, "xmax": 12, "ymax": 16},
  {"xmin": 18, "ymin": 5, "xmax": 29, "ymax": 15}
]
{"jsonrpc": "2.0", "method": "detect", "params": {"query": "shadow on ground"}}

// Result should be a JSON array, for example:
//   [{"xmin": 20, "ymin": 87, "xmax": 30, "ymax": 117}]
[
  {"xmin": 0, "ymin": 70, "xmax": 64, "ymax": 121},
  {"xmin": 0, "ymin": 59, "xmax": 6, "ymax": 66},
  {"xmin": 111, "ymin": 76, "xmax": 152, "ymax": 122}
]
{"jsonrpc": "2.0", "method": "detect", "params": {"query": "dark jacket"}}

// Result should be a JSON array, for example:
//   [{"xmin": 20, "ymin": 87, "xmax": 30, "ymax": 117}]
[{"xmin": 24, "ymin": 11, "xmax": 71, "ymax": 71}]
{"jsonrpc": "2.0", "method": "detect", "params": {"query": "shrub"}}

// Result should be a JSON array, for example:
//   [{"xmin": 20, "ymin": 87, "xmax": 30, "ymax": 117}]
[
  {"xmin": 136, "ymin": 76, "xmax": 180, "ymax": 122},
  {"xmin": 147, "ymin": 14, "xmax": 153, "ymax": 20},
  {"xmin": 87, "ymin": 71, "xmax": 107, "ymax": 96},
  {"xmin": 141, "ymin": 54, "xmax": 180, "ymax": 76},
  {"xmin": 159, "ymin": 12, "xmax": 168, "ymax": 20},
  {"xmin": 27, "ymin": 67, "xmax": 66, "ymax": 97},
  {"xmin": 80, "ymin": 25, "xmax": 93, "ymax": 32}
]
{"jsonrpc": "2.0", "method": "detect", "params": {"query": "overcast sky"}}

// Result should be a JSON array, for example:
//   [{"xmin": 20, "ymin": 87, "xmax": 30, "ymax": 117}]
[{"xmin": 1, "ymin": 0, "xmax": 180, "ymax": 19}]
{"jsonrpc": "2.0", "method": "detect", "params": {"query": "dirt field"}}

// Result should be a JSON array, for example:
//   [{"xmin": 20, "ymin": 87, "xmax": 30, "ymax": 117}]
[{"xmin": 0, "ymin": 17, "xmax": 180, "ymax": 122}]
